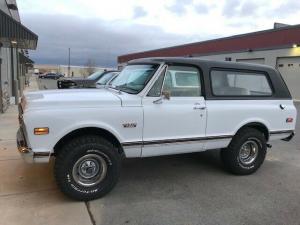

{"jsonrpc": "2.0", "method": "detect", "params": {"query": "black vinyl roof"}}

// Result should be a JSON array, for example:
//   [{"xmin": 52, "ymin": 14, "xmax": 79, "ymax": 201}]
[
  {"xmin": 128, "ymin": 57, "xmax": 292, "ymax": 99},
  {"xmin": 0, "ymin": 9, "xmax": 38, "ymax": 49},
  {"xmin": 128, "ymin": 57, "xmax": 275, "ymax": 70}
]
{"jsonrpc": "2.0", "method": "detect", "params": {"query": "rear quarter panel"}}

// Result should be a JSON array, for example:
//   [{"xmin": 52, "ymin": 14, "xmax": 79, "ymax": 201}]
[{"xmin": 205, "ymin": 99, "xmax": 297, "ymax": 139}]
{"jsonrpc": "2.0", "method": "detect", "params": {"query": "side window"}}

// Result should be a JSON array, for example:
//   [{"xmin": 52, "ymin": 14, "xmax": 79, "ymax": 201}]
[
  {"xmin": 162, "ymin": 66, "xmax": 201, "ymax": 97},
  {"xmin": 211, "ymin": 70, "xmax": 273, "ymax": 96}
]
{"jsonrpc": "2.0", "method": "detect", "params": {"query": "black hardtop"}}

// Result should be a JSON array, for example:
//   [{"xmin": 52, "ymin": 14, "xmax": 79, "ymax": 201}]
[
  {"xmin": 129, "ymin": 57, "xmax": 274, "ymax": 71},
  {"xmin": 128, "ymin": 57, "xmax": 292, "ymax": 99}
]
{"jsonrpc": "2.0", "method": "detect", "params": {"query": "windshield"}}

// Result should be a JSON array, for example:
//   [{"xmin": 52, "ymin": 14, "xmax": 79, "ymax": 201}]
[
  {"xmin": 107, "ymin": 74, "xmax": 118, "ymax": 85},
  {"xmin": 87, "ymin": 70, "xmax": 105, "ymax": 80},
  {"xmin": 110, "ymin": 64, "xmax": 158, "ymax": 94},
  {"xmin": 97, "ymin": 72, "xmax": 118, "ymax": 85}
]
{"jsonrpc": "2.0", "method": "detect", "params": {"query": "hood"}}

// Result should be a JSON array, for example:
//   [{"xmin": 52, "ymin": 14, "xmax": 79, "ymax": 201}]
[
  {"xmin": 58, "ymin": 78, "xmax": 95, "ymax": 88},
  {"xmin": 23, "ymin": 89, "xmax": 121, "ymax": 111}
]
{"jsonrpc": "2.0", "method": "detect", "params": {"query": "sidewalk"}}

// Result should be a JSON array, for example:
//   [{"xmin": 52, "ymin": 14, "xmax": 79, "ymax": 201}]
[{"xmin": 0, "ymin": 77, "xmax": 92, "ymax": 225}]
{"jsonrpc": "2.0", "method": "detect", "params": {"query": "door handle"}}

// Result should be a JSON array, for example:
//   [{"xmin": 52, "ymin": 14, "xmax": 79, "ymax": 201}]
[
  {"xmin": 279, "ymin": 104, "xmax": 286, "ymax": 110},
  {"xmin": 193, "ymin": 103, "xmax": 206, "ymax": 110},
  {"xmin": 194, "ymin": 106, "xmax": 206, "ymax": 110}
]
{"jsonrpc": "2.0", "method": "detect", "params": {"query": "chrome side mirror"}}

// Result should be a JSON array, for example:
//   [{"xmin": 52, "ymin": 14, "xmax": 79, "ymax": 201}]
[
  {"xmin": 162, "ymin": 91, "xmax": 170, "ymax": 100},
  {"xmin": 153, "ymin": 91, "xmax": 171, "ymax": 104}
]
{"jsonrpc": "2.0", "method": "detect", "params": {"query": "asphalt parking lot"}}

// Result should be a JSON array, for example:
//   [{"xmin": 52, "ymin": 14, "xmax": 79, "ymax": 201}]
[{"xmin": 1, "ymin": 78, "xmax": 300, "ymax": 225}]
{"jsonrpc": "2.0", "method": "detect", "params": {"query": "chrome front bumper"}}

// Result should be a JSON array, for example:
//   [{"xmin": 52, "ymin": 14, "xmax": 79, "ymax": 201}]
[
  {"xmin": 17, "ymin": 128, "xmax": 33, "ymax": 163},
  {"xmin": 17, "ymin": 128, "xmax": 50, "ymax": 163}
]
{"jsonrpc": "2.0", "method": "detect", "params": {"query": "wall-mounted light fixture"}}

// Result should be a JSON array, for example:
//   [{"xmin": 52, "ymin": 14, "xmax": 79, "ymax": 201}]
[
  {"xmin": 11, "ymin": 40, "xmax": 18, "ymax": 45},
  {"xmin": 292, "ymin": 44, "xmax": 299, "ymax": 48}
]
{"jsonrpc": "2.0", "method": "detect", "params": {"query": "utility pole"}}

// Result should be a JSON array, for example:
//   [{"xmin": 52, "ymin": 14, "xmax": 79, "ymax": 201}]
[{"xmin": 68, "ymin": 48, "xmax": 71, "ymax": 77}]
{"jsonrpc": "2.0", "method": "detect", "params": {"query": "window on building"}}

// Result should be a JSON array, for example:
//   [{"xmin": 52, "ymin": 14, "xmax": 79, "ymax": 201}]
[{"xmin": 211, "ymin": 69, "xmax": 272, "ymax": 96}]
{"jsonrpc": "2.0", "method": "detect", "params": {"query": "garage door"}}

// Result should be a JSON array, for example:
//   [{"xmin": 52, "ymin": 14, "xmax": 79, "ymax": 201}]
[
  {"xmin": 277, "ymin": 57, "xmax": 300, "ymax": 99},
  {"xmin": 236, "ymin": 58, "xmax": 265, "ymax": 65}
]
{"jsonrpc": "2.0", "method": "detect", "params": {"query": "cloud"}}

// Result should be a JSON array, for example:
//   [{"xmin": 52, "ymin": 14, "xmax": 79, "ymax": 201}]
[
  {"xmin": 17, "ymin": 0, "xmax": 300, "ymax": 67},
  {"xmin": 194, "ymin": 3, "xmax": 209, "ymax": 14},
  {"xmin": 240, "ymin": 1, "xmax": 259, "ymax": 16},
  {"xmin": 167, "ymin": 0, "xmax": 193, "ymax": 16},
  {"xmin": 22, "ymin": 13, "xmax": 200, "ymax": 67},
  {"xmin": 133, "ymin": 6, "xmax": 147, "ymax": 19},
  {"xmin": 271, "ymin": 0, "xmax": 300, "ymax": 17},
  {"xmin": 222, "ymin": 0, "xmax": 258, "ymax": 18},
  {"xmin": 222, "ymin": 0, "xmax": 241, "ymax": 18}
]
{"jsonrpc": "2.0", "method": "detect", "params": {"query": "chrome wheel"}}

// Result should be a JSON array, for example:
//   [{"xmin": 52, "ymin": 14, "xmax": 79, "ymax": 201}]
[
  {"xmin": 72, "ymin": 153, "xmax": 107, "ymax": 187},
  {"xmin": 239, "ymin": 139, "xmax": 259, "ymax": 165}
]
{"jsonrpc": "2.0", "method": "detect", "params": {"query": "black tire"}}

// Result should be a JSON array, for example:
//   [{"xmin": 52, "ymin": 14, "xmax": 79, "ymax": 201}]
[
  {"xmin": 54, "ymin": 135, "xmax": 121, "ymax": 201},
  {"xmin": 221, "ymin": 128, "xmax": 267, "ymax": 175}
]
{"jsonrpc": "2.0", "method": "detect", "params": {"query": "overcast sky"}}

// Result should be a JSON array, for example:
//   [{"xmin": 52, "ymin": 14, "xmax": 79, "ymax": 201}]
[{"xmin": 18, "ymin": 0, "xmax": 300, "ymax": 67}]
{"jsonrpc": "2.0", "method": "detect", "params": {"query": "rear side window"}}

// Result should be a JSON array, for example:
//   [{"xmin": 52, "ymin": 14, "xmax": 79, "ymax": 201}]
[{"xmin": 211, "ymin": 69, "xmax": 273, "ymax": 96}]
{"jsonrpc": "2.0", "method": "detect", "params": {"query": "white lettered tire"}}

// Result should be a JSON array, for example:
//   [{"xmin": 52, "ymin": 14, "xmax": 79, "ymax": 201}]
[
  {"xmin": 221, "ymin": 128, "xmax": 267, "ymax": 175},
  {"xmin": 54, "ymin": 135, "xmax": 121, "ymax": 201}
]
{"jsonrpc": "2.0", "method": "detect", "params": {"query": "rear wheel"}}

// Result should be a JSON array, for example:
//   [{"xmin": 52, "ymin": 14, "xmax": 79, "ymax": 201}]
[
  {"xmin": 54, "ymin": 135, "xmax": 121, "ymax": 201},
  {"xmin": 221, "ymin": 128, "xmax": 267, "ymax": 175}
]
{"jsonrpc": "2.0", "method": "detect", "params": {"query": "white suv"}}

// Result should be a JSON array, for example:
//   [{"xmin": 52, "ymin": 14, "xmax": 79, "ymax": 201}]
[{"xmin": 17, "ymin": 58, "xmax": 297, "ymax": 200}]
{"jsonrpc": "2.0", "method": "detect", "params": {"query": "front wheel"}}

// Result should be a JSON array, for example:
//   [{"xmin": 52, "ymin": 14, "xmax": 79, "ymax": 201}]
[
  {"xmin": 221, "ymin": 128, "xmax": 267, "ymax": 175},
  {"xmin": 54, "ymin": 135, "xmax": 121, "ymax": 201}
]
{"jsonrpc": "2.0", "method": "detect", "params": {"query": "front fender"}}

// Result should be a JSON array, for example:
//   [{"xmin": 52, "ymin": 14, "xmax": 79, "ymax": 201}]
[{"xmin": 50, "ymin": 121, "xmax": 123, "ymax": 152}]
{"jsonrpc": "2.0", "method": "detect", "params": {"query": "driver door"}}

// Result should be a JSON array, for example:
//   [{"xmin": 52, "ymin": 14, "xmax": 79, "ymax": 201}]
[{"xmin": 142, "ymin": 65, "xmax": 207, "ymax": 157}]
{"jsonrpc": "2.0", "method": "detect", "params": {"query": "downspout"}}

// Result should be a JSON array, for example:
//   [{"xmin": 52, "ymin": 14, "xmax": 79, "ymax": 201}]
[
  {"xmin": 10, "ymin": 46, "xmax": 14, "ymax": 96},
  {"xmin": 16, "ymin": 48, "xmax": 19, "ymax": 81},
  {"xmin": 0, "ymin": 43, "xmax": 3, "ymax": 113}
]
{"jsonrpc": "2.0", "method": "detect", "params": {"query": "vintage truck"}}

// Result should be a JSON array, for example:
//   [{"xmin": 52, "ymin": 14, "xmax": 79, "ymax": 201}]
[{"xmin": 17, "ymin": 58, "xmax": 297, "ymax": 200}]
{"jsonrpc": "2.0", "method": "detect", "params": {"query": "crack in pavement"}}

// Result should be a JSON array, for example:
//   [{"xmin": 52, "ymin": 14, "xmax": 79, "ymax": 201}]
[
  {"xmin": 0, "ymin": 139, "xmax": 16, "ymax": 141},
  {"xmin": 0, "ymin": 188, "xmax": 58, "ymax": 198},
  {"xmin": 85, "ymin": 201, "xmax": 96, "ymax": 225},
  {"xmin": 0, "ymin": 158, "xmax": 21, "ymax": 162}
]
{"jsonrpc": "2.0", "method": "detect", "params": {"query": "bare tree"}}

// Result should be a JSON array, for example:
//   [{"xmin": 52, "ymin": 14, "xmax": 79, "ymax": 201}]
[{"xmin": 84, "ymin": 59, "xmax": 96, "ymax": 77}]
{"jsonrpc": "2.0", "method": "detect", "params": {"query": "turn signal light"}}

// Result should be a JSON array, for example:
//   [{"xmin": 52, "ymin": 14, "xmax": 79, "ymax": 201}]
[{"xmin": 34, "ymin": 127, "xmax": 49, "ymax": 135}]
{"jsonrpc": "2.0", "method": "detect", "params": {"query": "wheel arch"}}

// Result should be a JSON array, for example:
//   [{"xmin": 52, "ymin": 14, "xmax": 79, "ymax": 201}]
[
  {"xmin": 235, "ymin": 122, "xmax": 270, "ymax": 141},
  {"xmin": 53, "ymin": 127, "xmax": 124, "ymax": 156}
]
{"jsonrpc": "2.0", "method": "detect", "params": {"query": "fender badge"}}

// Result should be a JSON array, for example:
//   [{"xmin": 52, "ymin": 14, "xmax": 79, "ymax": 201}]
[{"xmin": 123, "ymin": 123, "xmax": 137, "ymax": 128}]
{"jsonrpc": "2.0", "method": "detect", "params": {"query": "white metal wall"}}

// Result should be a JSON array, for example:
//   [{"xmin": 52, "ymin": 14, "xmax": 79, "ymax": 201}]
[
  {"xmin": 236, "ymin": 58, "xmax": 265, "ymax": 64},
  {"xmin": 277, "ymin": 57, "xmax": 300, "ymax": 99},
  {"xmin": 196, "ymin": 47, "xmax": 300, "ymax": 67}
]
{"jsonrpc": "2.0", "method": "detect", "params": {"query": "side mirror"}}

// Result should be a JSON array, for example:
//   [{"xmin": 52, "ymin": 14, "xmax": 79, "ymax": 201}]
[
  {"xmin": 153, "ymin": 91, "xmax": 171, "ymax": 104},
  {"xmin": 162, "ymin": 91, "xmax": 170, "ymax": 100}
]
